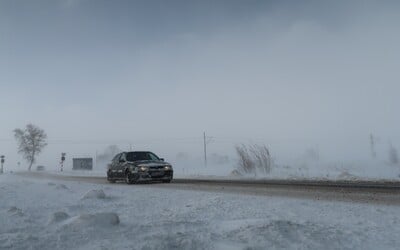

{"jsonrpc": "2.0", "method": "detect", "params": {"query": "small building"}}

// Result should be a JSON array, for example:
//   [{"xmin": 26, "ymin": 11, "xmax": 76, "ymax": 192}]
[{"xmin": 72, "ymin": 158, "xmax": 93, "ymax": 170}]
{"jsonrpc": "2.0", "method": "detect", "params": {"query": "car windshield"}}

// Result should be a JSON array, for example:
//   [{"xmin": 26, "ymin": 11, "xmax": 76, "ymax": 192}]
[{"xmin": 126, "ymin": 152, "xmax": 159, "ymax": 162}]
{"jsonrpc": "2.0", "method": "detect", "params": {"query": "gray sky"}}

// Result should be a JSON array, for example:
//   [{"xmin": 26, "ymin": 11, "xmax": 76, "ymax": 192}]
[{"xmin": 1, "ymin": 0, "xmax": 400, "ymax": 170}]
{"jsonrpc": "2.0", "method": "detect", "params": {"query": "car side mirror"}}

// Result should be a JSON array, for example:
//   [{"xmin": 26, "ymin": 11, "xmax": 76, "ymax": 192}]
[
  {"xmin": 119, "ymin": 159, "xmax": 126, "ymax": 163},
  {"xmin": 160, "ymin": 158, "xmax": 164, "ymax": 161}
]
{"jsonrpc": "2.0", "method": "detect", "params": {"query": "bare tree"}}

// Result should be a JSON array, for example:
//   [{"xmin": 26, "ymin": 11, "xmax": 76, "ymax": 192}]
[{"xmin": 14, "ymin": 124, "xmax": 47, "ymax": 171}]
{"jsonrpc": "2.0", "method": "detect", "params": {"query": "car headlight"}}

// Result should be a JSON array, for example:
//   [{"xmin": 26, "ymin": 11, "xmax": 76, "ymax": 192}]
[
  {"xmin": 139, "ymin": 166, "xmax": 148, "ymax": 172},
  {"xmin": 164, "ymin": 165, "xmax": 172, "ymax": 170}
]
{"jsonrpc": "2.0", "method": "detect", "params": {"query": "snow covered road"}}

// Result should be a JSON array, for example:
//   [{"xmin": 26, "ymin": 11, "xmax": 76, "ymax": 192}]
[
  {"xmin": 1, "ymin": 173, "xmax": 400, "ymax": 250},
  {"xmin": 17, "ymin": 171, "xmax": 400, "ymax": 206}
]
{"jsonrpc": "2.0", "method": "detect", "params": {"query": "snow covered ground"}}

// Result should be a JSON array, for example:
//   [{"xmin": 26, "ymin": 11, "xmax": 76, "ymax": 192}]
[{"xmin": 1, "ymin": 173, "xmax": 400, "ymax": 250}]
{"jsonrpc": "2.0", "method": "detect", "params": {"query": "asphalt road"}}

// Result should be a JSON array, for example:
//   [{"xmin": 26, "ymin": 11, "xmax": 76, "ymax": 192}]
[{"xmin": 17, "ymin": 171, "xmax": 400, "ymax": 206}]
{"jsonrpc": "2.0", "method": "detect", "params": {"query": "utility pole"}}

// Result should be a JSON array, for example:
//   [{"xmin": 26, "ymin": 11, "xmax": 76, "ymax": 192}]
[
  {"xmin": 370, "ymin": 134, "xmax": 376, "ymax": 158},
  {"xmin": 204, "ymin": 132, "xmax": 207, "ymax": 167},
  {"xmin": 95, "ymin": 150, "xmax": 98, "ymax": 169},
  {"xmin": 203, "ymin": 132, "xmax": 214, "ymax": 168}
]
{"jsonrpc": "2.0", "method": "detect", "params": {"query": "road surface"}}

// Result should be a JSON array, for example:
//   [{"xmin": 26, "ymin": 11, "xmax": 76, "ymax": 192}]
[{"xmin": 17, "ymin": 171, "xmax": 400, "ymax": 206}]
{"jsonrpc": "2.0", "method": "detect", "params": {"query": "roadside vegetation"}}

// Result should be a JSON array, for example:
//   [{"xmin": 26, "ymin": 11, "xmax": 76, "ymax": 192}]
[
  {"xmin": 234, "ymin": 143, "xmax": 272, "ymax": 177},
  {"xmin": 13, "ymin": 124, "xmax": 47, "ymax": 171}
]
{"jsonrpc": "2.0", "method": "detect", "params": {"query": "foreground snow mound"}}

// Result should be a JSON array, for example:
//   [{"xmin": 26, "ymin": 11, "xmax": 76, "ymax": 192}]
[
  {"xmin": 55, "ymin": 184, "xmax": 69, "ymax": 190},
  {"xmin": 7, "ymin": 206, "xmax": 24, "ymax": 217},
  {"xmin": 220, "ymin": 219, "xmax": 355, "ymax": 249},
  {"xmin": 3, "ymin": 174, "xmax": 400, "ymax": 250},
  {"xmin": 81, "ymin": 189, "xmax": 106, "ymax": 199},
  {"xmin": 64, "ymin": 212, "xmax": 120, "ymax": 228},
  {"xmin": 48, "ymin": 211, "xmax": 70, "ymax": 224}
]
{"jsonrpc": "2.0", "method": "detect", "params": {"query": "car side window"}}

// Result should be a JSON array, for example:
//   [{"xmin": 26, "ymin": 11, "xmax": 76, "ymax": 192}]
[
  {"xmin": 119, "ymin": 153, "xmax": 126, "ymax": 162},
  {"xmin": 112, "ymin": 153, "xmax": 121, "ymax": 164}
]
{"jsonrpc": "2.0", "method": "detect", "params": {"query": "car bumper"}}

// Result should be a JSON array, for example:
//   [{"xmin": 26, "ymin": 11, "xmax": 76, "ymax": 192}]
[{"xmin": 138, "ymin": 170, "xmax": 173, "ymax": 181}]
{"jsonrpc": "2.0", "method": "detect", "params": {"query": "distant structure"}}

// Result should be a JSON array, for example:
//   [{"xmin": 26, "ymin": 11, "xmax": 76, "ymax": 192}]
[
  {"xmin": 370, "ymin": 134, "xmax": 377, "ymax": 158},
  {"xmin": 72, "ymin": 158, "xmax": 93, "ymax": 170}
]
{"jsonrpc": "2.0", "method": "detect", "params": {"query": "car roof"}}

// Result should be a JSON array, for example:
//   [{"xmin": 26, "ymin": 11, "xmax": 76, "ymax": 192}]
[{"xmin": 124, "ymin": 151, "xmax": 153, "ymax": 154}]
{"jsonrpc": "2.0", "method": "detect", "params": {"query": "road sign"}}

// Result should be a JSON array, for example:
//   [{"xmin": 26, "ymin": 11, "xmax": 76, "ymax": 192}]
[{"xmin": 0, "ymin": 155, "xmax": 4, "ymax": 174}]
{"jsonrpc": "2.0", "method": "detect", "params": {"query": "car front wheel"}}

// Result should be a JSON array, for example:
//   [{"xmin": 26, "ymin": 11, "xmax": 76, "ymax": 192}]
[
  {"xmin": 125, "ymin": 172, "xmax": 133, "ymax": 184},
  {"xmin": 125, "ymin": 171, "xmax": 139, "ymax": 184}
]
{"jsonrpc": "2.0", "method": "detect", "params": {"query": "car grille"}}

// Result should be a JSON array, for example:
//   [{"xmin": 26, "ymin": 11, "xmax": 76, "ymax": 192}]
[
  {"xmin": 149, "ymin": 166, "xmax": 165, "ymax": 170},
  {"xmin": 149, "ymin": 170, "xmax": 172, "ymax": 178}
]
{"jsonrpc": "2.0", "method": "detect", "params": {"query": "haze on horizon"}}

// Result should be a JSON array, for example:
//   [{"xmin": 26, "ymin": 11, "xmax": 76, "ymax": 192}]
[{"xmin": 1, "ymin": 0, "xmax": 399, "ymax": 176}]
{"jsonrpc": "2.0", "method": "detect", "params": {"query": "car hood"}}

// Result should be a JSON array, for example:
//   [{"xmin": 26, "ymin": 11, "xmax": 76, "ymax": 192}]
[{"xmin": 131, "ymin": 160, "xmax": 172, "ymax": 168}]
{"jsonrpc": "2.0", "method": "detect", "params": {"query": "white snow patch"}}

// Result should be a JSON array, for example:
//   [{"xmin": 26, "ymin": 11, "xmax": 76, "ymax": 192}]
[
  {"xmin": 1, "ymin": 173, "xmax": 400, "ymax": 250},
  {"xmin": 63, "ymin": 212, "xmax": 120, "ymax": 228},
  {"xmin": 81, "ymin": 189, "xmax": 106, "ymax": 199}
]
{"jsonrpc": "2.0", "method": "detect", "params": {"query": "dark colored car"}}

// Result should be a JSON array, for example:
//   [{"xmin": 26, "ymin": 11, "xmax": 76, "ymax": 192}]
[{"xmin": 107, "ymin": 151, "xmax": 173, "ymax": 184}]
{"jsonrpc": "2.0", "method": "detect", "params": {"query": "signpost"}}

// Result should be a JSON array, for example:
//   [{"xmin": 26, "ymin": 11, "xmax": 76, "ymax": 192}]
[
  {"xmin": 60, "ymin": 153, "xmax": 66, "ymax": 172},
  {"xmin": 0, "ymin": 155, "xmax": 4, "ymax": 174}
]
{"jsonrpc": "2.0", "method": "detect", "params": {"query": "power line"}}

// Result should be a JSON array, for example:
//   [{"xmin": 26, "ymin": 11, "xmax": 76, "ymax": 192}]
[{"xmin": 1, "ymin": 136, "xmax": 270, "ymax": 146}]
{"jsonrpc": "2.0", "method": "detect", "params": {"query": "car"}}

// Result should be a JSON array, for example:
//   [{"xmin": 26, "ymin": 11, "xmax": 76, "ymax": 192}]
[{"xmin": 107, "ymin": 151, "xmax": 173, "ymax": 184}]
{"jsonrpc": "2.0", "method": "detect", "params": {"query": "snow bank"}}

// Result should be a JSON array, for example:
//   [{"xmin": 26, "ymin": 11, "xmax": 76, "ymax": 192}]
[
  {"xmin": 2, "ymin": 173, "xmax": 400, "ymax": 250},
  {"xmin": 217, "ymin": 219, "xmax": 356, "ymax": 249}
]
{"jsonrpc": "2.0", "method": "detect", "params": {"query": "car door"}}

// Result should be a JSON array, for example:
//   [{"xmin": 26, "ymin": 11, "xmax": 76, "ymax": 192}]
[{"xmin": 116, "ymin": 153, "xmax": 127, "ymax": 177}]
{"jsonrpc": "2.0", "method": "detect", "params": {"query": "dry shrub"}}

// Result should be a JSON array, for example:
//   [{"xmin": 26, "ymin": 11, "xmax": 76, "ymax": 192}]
[
  {"xmin": 235, "ymin": 144, "xmax": 254, "ymax": 174},
  {"xmin": 235, "ymin": 143, "xmax": 272, "ymax": 176}
]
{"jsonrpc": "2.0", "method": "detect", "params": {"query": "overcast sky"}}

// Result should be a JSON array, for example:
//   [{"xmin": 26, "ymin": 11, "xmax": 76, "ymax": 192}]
[{"xmin": 1, "ymin": 0, "xmax": 400, "ymax": 169}]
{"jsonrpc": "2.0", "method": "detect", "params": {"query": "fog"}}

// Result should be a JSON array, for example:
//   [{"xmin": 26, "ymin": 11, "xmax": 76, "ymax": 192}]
[{"xmin": 1, "ymin": 0, "xmax": 399, "ymax": 177}]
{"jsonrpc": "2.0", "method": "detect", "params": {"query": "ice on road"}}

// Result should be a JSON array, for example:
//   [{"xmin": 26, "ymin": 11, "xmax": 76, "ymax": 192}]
[{"xmin": 1, "ymin": 173, "xmax": 400, "ymax": 250}]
